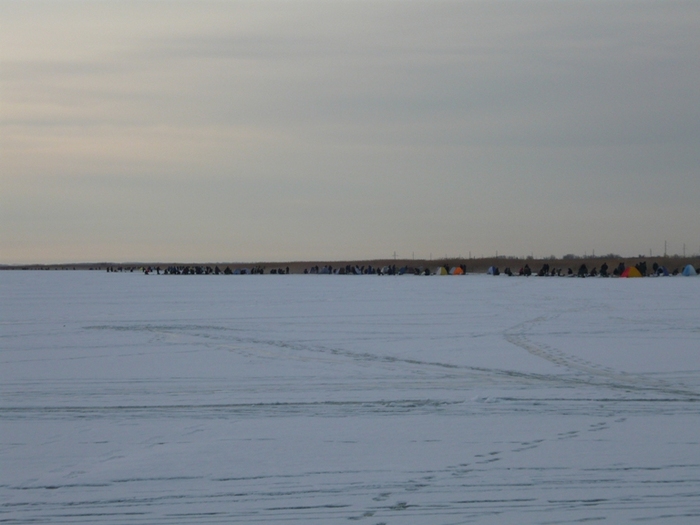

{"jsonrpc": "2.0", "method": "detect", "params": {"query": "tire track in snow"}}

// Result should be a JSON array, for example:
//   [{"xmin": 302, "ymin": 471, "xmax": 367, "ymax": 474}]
[{"xmin": 504, "ymin": 316, "xmax": 700, "ymax": 399}]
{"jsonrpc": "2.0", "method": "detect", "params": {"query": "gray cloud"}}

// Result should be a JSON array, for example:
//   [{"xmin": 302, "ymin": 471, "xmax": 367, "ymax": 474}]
[{"xmin": 2, "ymin": 1, "xmax": 699, "ymax": 263}]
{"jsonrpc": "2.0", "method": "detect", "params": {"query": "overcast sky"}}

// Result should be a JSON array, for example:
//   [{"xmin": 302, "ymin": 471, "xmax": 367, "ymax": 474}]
[{"xmin": 1, "ymin": 1, "xmax": 699, "ymax": 264}]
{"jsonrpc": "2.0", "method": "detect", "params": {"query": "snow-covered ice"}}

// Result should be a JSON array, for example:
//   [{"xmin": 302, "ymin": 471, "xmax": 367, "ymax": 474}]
[{"xmin": 1, "ymin": 271, "xmax": 699, "ymax": 524}]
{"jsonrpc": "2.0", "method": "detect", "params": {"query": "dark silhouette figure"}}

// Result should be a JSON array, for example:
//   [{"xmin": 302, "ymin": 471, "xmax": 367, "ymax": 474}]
[
  {"xmin": 635, "ymin": 261, "xmax": 647, "ymax": 276},
  {"xmin": 615, "ymin": 262, "xmax": 625, "ymax": 276}
]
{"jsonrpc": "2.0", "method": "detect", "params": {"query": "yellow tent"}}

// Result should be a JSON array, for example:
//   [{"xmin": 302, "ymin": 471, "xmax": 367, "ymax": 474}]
[
  {"xmin": 435, "ymin": 267, "xmax": 448, "ymax": 275},
  {"xmin": 621, "ymin": 266, "xmax": 642, "ymax": 278}
]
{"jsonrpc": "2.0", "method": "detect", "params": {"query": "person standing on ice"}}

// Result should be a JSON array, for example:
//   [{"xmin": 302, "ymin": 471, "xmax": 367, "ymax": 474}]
[
  {"xmin": 614, "ymin": 262, "xmax": 625, "ymax": 276},
  {"xmin": 577, "ymin": 264, "xmax": 588, "ymax": 277}
]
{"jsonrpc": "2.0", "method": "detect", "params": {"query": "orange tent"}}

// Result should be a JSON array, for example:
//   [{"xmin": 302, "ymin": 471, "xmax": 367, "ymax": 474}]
[
  {"xmin": 451, "ymin": 267, "xmax": 464, "ymax": 275},
  {"xmin": 621, "ymin": 267, "xmax": 642, "ymax": 278}
]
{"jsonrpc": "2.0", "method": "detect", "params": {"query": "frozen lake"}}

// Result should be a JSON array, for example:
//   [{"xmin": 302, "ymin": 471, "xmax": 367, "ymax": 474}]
[{"xmin": 2, "ymin": 271, "xmax": 699, "ymax": 524}]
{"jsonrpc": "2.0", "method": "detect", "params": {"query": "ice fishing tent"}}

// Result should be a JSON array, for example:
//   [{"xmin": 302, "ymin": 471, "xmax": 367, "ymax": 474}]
[
  {"xmin": 682, "ymin": 264, "xmax": 698, "ymax": 276},
  {"xmin": 435, "ymin": 267, "xmax": 448, "ymax": 275},
  {"xmin": 658, "ymin": 266, "xmax": 670, "ymax": 276},
  {"xmin": 620, "ymin": 267, "xmax": 642, "ymax": 278},
  {"xmin": 451, "ymin": 267, "xmax": 464, "ymax": 275},
  {"xmin": 487, "ymin": 266, "xmax": 498, "ymax": 275}
]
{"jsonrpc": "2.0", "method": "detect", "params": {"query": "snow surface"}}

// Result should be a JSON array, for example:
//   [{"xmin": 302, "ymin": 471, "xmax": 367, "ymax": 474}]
[{"xmin": 1, "ymin": 271, "xmax": 699, "ymax": 524}]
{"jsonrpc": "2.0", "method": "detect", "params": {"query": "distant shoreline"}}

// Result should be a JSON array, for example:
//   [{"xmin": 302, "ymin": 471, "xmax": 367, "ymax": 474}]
[{"xmin": 2, "ymin": 255, "xmax": 698, "ymax": 275}]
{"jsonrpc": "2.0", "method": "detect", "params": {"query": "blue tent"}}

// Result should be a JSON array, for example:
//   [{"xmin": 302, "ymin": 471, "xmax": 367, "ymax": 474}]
[
  {"xmin": 682, "ymin": 264, "xmax": 697, "ymax": 276},
  {"xmin": 654, "ymin": 266, "xmax": 669, "ymax": 276}
]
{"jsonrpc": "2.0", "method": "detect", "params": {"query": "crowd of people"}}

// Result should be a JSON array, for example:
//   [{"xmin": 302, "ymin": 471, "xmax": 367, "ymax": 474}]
[
  {"xmin": 304, "ymin": 264, "xmax": 438, "ymax": 275},
  {"xmin": 492, "ymin": 261, "xmax": 696, "ymax": 277},
  {"xmin": 103, "ymin": 261, "xmax": 697, "ymax": 277},
  {"xmin": 108, "ymin": 265, "xmax": 280, "ymax": 275}
]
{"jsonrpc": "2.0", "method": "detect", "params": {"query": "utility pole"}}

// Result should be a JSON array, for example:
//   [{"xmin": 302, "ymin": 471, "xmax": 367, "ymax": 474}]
[
  {"xmin": 664, "ymin": 240, "xmax": 667, "ymax": 257},
  {"xmin": 683, "ymin": 243, "xmax": 686, "ymax": 257}
]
